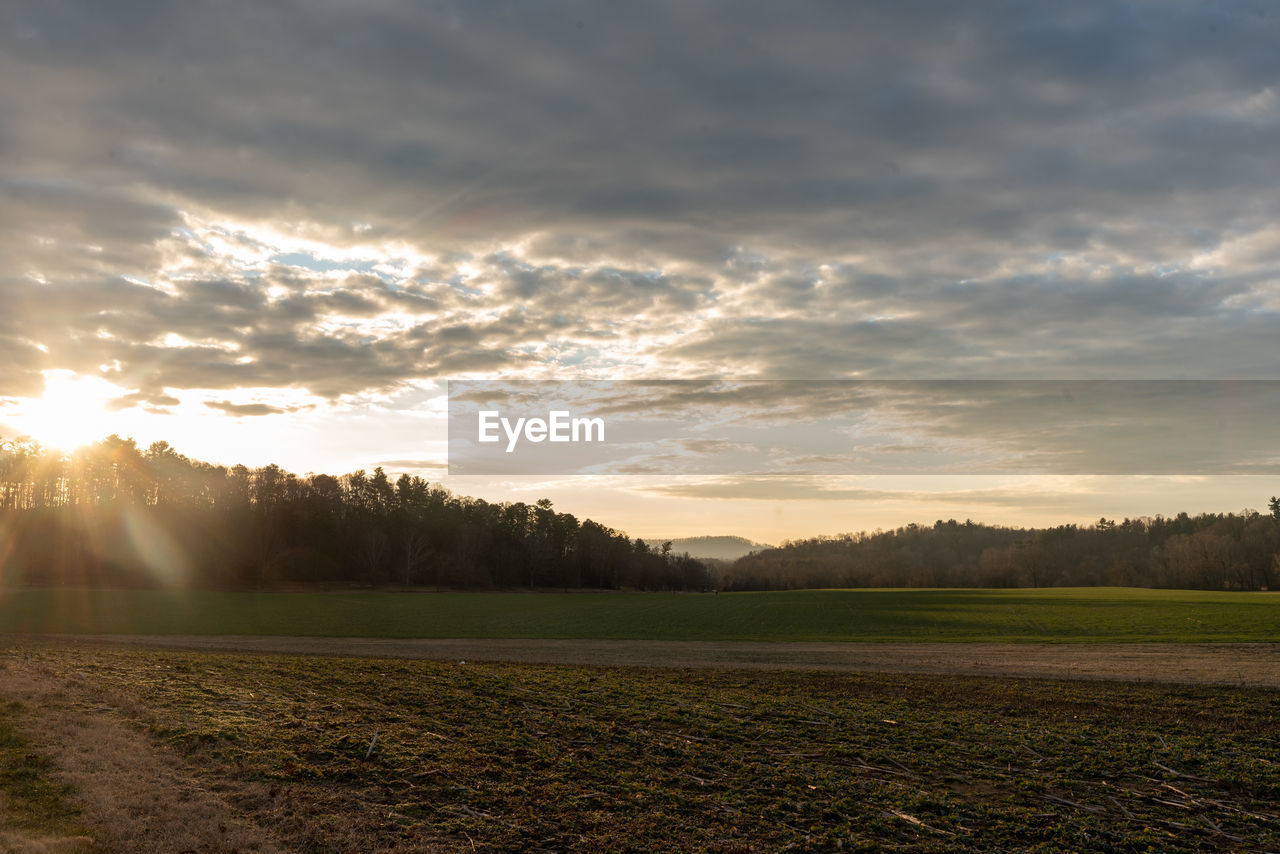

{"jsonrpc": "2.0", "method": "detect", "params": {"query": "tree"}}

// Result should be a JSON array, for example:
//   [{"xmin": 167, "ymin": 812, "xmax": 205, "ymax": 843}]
[{"xmin": 400, "ymin": 525, "xmax": 432, "ymax": 588}]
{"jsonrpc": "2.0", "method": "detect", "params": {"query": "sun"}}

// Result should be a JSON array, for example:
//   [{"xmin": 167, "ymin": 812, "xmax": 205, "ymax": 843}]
[{"xmin": 10, "ymin": 370, "xmax": 121, "ymax": 452}]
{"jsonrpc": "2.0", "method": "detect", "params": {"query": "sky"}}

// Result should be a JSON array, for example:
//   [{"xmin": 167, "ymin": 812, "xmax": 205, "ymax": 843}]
[{"xmin": 3, "ymin": 0, "xmax": 1279, "ymax": 541}]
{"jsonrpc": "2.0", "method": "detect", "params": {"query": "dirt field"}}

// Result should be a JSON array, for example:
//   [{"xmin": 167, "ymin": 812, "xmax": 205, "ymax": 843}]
[
  {"xmin": 3, "ymin": 638, "xmax": 1278, "ymax": 851},
  {"xmin": 9, "ymin": 634, "xmax": 1279, "ymax": 686}
]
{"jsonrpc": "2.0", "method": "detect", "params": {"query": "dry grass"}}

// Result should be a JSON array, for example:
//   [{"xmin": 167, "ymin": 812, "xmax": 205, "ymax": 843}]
[
  {"xmin": 0, "ymin": 663, "xmax": 282, "ymax": 854},
  {"xmin": 0, "ymin": 680, "xmax": 102, "ymax": 854},
  {"xmin": 0, "ymin": 832, "xmax": 97, "ymax": 854}
]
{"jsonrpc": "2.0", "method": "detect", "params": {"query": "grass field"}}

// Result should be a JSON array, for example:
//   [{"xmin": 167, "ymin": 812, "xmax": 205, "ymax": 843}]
[
  {"xmin": 7, "ymin": 646, "xmax": 1278, "ymax": 852},
  {"xmin": 0, "ymin": 587, "xmax": 1276, "ymax": 643}
]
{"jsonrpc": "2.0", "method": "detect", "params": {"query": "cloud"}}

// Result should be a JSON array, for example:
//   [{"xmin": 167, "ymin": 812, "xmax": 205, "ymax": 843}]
[
  {"xmin": 640, "ymin": 476, "xmax": 1090, "ymax": 510},
  {"xmin": 204, "ymin": 400, "xmax": 310, "ymax": 417},
  {"xmin": 107, "ymin": 390, "xmax": 181, "ymax": 412},
  {"xmin": 373, "ymin": 458, "xmax": 449, "ymax": 475},
  {"xmin": 2, "ymin": 0, "xmax": 1279, "ymax": 415}
]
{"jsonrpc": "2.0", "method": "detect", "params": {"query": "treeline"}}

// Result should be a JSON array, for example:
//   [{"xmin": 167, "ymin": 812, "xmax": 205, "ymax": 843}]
[
  {"xmin": 5, "ymin": 434, "xmax": 1278, "ymax": 592},
  {"xmin": 724, "ymin": 510, "xmax": 1280, "ymax": 591},
  {"xmin": 0, "ymin": 435, "xmax": 710, "ymax": 591}
]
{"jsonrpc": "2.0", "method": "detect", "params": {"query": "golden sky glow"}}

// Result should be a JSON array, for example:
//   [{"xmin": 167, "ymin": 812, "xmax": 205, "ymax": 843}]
[{"xmin": 7, "ymin": 371, "xmax": 121, "ymax": 453}]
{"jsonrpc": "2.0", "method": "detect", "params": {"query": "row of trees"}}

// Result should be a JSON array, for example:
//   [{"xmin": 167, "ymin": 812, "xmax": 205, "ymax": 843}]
[
  {"xmin": 0, "ymin": 435, "xmax": 710, "ymax": 591},
  {"xmin": 724, "ymin": 507, "xmax": 1280, "ymax": 591},
  {"xmin": 4, "ymin": 434, "xmax": 1278, "ymax": 591}
]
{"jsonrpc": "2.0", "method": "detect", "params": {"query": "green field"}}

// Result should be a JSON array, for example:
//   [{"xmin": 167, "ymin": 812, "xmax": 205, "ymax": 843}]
[
  {"xmin": 10, "ymin": 646, "xmax": 1278, "ymax": 852},
  {"xmin": 0, "ymin": 587, "xmax": 1276, "ymax": 643}
]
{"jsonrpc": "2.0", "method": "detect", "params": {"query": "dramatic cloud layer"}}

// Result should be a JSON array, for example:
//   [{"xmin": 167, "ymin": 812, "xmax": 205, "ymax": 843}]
[{"xmin": 5, "ymin": 0, "xmax": 1280, "ymax": 406}]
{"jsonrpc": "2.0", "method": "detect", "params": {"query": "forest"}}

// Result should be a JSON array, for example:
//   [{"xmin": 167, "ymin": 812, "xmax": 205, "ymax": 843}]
[
  {"xmin": 724, "ymin": 508, "xmax": 1280, "ymax": 591},
  {"xmin": 1, "ymin": 434, "xmax": 1277, "ymax": 592},
  {"xmin": 0, "ymin": 435, "xmax": 708, "ymax": 591}
]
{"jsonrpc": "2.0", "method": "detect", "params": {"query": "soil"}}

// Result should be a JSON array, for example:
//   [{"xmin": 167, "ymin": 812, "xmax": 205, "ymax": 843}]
[
  {"xmin": 1, "ymin": 636, "xmax": 1275, "ymax": 852},
  {"xmin": 8, "ymin": 634, "xmax": 1279, "ymax": 687}
]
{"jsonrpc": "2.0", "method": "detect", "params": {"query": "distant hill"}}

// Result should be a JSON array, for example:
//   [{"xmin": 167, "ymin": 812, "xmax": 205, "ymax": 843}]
[
  {"xmin": 722, "ymin": 513, "xmax": 1280, "ymax": 591},
  {"xmin": 656, "ymin": 535, "xmax": 775, "ymax": 561}
]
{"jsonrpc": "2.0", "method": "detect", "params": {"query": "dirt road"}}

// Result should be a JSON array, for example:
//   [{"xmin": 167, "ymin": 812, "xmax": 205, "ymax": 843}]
[{"xmin": 8, "ymin": 634, "xmax": 1278, "ymax": 686}]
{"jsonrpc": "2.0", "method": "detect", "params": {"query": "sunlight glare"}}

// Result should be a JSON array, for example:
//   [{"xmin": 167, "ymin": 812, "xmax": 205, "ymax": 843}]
[{"xmin": 11, "ymin": 370, "xmax": 122, "ymax": 452}]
